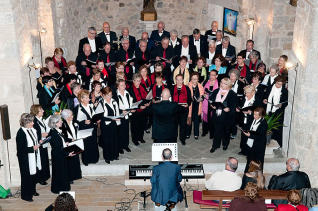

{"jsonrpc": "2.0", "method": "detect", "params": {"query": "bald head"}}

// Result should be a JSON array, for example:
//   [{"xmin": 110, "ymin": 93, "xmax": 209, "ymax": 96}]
[
  {"xmin": 226, "ymin": 157, "xmax": 238, "ymax": 172},
  {"xmin": 161, "ymin": 88, "xmax": 171, "ymax": 100},
  {"xmin": 286, "ymin": 158, "xmax": 300, "ymax": 171}
]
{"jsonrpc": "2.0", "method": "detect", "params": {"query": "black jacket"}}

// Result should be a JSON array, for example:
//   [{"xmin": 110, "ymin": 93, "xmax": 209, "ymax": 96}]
[
  {"xmin": 189, "ymin": 34, "xmax": 208, "ymax": 57},
  {"xmin": 173, "ymin": 44, "xmax": 198, "ymax": 64},
  {"xmin": 268, "ymin": 171, "xmax": 311, "ymax": 190},
  {"xmin": 78, "ymin": 37, "xmax": 103, "ymax": 55},
  {"xmin": 119, "ymin": 35, "xmax": 136, "ymax": 52},
  {"xmin": 98, "ymin": 31, "xmax": 118, "ymax": 49},
  {"xmin": 151, "ymin": 100, "xmax": 178, "ymax": 141},
  {"xmin": 150, "ymin": 30, "xmax": 170, "ymax": 42},
  {"xmin": 38, "ymin": 87, "xmax": 57, "ymax": 111},
  {"xmin": 216, "ymin": 44, "xmax": 236, "ymax": 63},
  {"xmin": 239, "ymin": 49, "xmax": 261, "ymax": 60},
  {"xmin": 134, "ymin": 47, "xmax": 151, "ymax": 71}
]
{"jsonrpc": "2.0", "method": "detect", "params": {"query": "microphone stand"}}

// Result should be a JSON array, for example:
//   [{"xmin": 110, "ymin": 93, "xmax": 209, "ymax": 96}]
[{"xmin": 27, "ymin": 64, "xmax": 35, "ymax": 105}]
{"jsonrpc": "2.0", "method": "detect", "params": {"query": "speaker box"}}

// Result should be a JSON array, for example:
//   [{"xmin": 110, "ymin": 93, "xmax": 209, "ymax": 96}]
[{"xmin": 0, "ymin": 105, "xmax": 11, "ymax": 140}]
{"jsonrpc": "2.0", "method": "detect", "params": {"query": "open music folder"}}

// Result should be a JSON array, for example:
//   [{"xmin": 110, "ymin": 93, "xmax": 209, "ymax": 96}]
[{"xmin": 64, "ymin": 139, "xmax": 84, "ymax": 154}]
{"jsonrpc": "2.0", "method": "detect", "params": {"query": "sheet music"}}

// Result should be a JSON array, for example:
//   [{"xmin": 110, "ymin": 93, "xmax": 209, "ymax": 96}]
[
  {"xmin": 206, "ymin": 59, "xmax": 212, "ymax": 65},
  {"xmin": 105, "ymin": 113, "xmax": 126, "ymax": 119},
  {"xmin": 207, "ymin": 35, "xmax": 214, "ymax": 41},
  {"xmin": 131, "ymin": 100, "xmax": 143, "ymax": 109},
  {"xmin": 152, "ymin": 143, "xmax": 178, "ymax": 161},
  {"xmin": 146, "ymin": 91, "xmax": 153, "ymax": 100},
  {"xmin": 51, "ymin": 91, "xmax": 61, "ymax": 103},
  {"xmin": 77, "ymin": 128, "xmax": 93, "ymax": 139},
  {"xmin": 68, "ymin": 139, "xmax": 84, "ymax": 150}
]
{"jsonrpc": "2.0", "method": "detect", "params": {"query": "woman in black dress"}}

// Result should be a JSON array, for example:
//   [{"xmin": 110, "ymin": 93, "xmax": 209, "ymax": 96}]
[
  {"xmin": 16, "ymin": 113, "xmax": 41, "ymax": 202},
  {"xmin": 100, "ymin": 87, "xmax": 120, "ymax": 163},
  {"xmin": 48, "ymin": 114, "xmax": 75, "ymax": 194},
  {"xmin": 61, "ymin": 109, "xmax": 82, "ymax": 183},
  {"xmin": 73, "ymin": 90, "xmax": 100, "ymax": 165},
  {"xmin": 30, "ymin": 105, "xmax": 50, "ymax": 185}
]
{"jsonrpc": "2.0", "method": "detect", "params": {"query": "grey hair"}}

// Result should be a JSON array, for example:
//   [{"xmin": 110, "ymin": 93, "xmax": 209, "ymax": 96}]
[
  {"xmin": 287, "ymin": 158, "xmax": 300, "ymax": 171},
  {"xmin": 71, "ymin": 82, "xmax": 81, "ymax": 92},
  {"xmin": 162, "ymin": 148, "xmax": 172, "ymax": 160},
  {"xmin": 48, "ymin": 114, "xmax": 61, "ymax": 129},
  {"xmin": 61, "ymin": 109, "xmax": 73, "ymax": 121},
  {"xmin": 170, "ymin": 29, "xmax": 178, "ymax": 36},
  {"xmin": 20, "ymin": 113, "xmax": 34, "ymax": 127},
  {"xmin": 270, "ymin": 64, "xmax": 279, "ymax": 73},
  {"xmin": 222, "ymin": 36, "xmax": 230, "ymax": 42},
  {"xmin": 161, "ymin": 36, "xmax": 169, "ymax": 42},
  {"xmin": 227, "ymin": 157, "xmax": 238, "ymax": 172},
  {"xmin": 121, "ymin": 37, "xmax": 129, "ymax": 43},
  {"xmin": 88, "ymin": 26, "xmax": 96, "ymax": 32},
  {"xmin": 249, "ymin": 50, "xmax": 259, "ymax": 59},
  {"xmin": 132, "ymin": 73, "xmax": 141, "ymax": 81},
  {"xmin": 208, "ymin": 40, "xmax": 216, "ymax": 46},
  {"xmin": 228, "ymin": 68, "xmax": 240, "ymax": 79},
  {"xmin": 181, "ymin": 35, "xmax": 189, "ymax": 40},
  {"xmin": 139, "ymin": 39, "xmax": 147, "ymax": 46}
]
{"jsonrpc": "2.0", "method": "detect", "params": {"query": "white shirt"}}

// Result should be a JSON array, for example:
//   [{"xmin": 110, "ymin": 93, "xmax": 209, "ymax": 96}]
[
  {"xmin": 82, "ymin": 104, "xmax": 93, "ymax": 118},
  {"xmin": 194, "ymin": 38, "xmax": 200, "ymax": 55},
  {"xmin": 246, "ymin": 50, "xmax": 251, "ymax": 59},
  {"xmin": 216, "ymin": 40, "xmax": 222, "ymax": 46},
  {"xmin": 208, "ymin": 51, "xmax": 215, "ymax": 60},
  {"xmin": 170, "ymin": 39, "xmax": 178, "ymax": 48},
  {"xmin": 222, "ymin": 47, "xmax": 228, "ymax": 57},
  {"xmin": 117, "ymin": 90, "xmax": 130, "ymax": 110},
  {"xmin": 159, "ymin": 32, "xmax": 163, "ymax": 37},
  {"xmin": 205, "ymin": 170, "xmax": 242, "ymax": 191},
  {"xmin": 181, "ymin": 45, "xmax": 189, "ymax": 57},
  {"xmin": 68, "ymin": 121, "xmax": 77, "ymax": 140},
  {"xmin": 88, "ymin": 38, "xmax": 96, "ymax": 52},
  {"xmin": 104, "ymin": 32, "xmax": 110, "ymax": 42}
]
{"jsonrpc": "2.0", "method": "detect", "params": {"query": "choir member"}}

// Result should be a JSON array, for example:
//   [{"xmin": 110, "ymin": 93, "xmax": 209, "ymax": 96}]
[
  {"xmin": 209, "ymin": 77, "xmax": 238, "ymax": 153},
  {"xmin": 214, "ymin": 30, "xmax": 223, "ymax": 46},
  {"xmin": 78, "ymin": 26, "xmax": 103, "ymax": 55},
  {"xmin": 100, "ymin": 87, "xmax": 120, "ymax": 163},
  {"xmin": 66, "ymin": 82, "xmax": 81, "ymax": 112},
  {"xmin": 278, "ymin": 55, "xmax": 288, "ymax": 79},
  {"xmin": 205, "ymin": 40, "xmax": 216, "ymax": 66},
  {"xmin": 88, "ymin": 69, "xmax": 107, "ymax": 92},
  {"xmin": 215, "ymin": 36, "xmax": 236, "ymax": 64},
  {"xmin": 74, "ymin": 90, "xmax": 99, "ymax": 165},
  {"xmin": 117, "ymin": 37, "xmax": 134, "ymax": 81},
  {"xmin": 38, "ymin": 76, "xmax": 60, "ymax": 112},
  {"xmin": 150, "ymin": 62, "xmax": 164, "ymax": 85},
  {"xmin": 135, "ymin": 39, "xmax": 151, "ymax": 71},
  {"xmin": 98, "ymin": 22, "xmax": 118, "ymax": 50},
  {"xmin": 119, "ymin": 27, "xmax": 136, "ymax": 52},
  {"xmin": 67, "ymin": 61, "xmax": 83, "ymax": 85},
  {"xmin": 209, "ymin": 54, "xmax": 227, "ymax": 81},
  {"xmin": 96, "ymin": 60, "xmax": 110, "ymax": 84},
  {"xmin": 261, "ymin": 64, "xmax": 279, "ymax": 88},
  {"xmin": 239, "ymin": 40, "xmax": 261, "ymax": 60},
  {"xmin": 202, "ymin": 70, "xmax": 219, "ymax": 138},
  {"xmin": 242, "ymin": 107, "xmax": 268, "ymax": 172},
  {"xmin": 61, "ymin": 109, "xmax": 82, "ymax": 183},
  {"xmin": 45, "ymin": 57, "xmax": 62, "ymax": 86},
  {"xmin": 59, "ymin": 74, "xmax": 78, "ymax": 104},
  {"xmin": 75, "ymin": 44, "xmax": 98, "ymax": 89},
  {"xmin": 136, "ymin": 32, "xmax": 155, "ymax": 52},
  {"xmin": 189, "ymin": 28, "xmax": 208, "ymax": 57},
  {"xmin": 98, "ymin": 43, "xmax": 116, "ymax": 78},
  {"xmin": 173, "ymin": 35, "xmax": 198, "ymax": 70},
  {"xmin": 171, "ymin": 74, "xmax": 192, "ymax": 145},
  {"xmin": 150, "ymin": 21, "xmax": 170, "ymax": 43},
  {"xmin": 128, "ymin": 73, "xmax": 150, "ymax": 145},
  {"xmin": 48, "ymin": 114, "xmax": 75, "ymax": 194},
  {"xmin": 205, "ymin": 21, "xmax": 219, "ymax": 39},
  {"xmin": 113, "ymin": 79, "xmax": 134, "ymax": 153},
  {"xmin": 193, "ymin": 56, "xmax": 208, "ymax": 83},
  {"xmin": 173, "ymin": 56, "xmax": 190, "ymax": 85},
  {"xmin": 151, "ymin": 72, "xmax": 165, "ymax": 101},
  {"xmin": 251, "ymin": 72, "xmax": 266, "ymax": 101},
  {"xmin": 140, "ymin": 65, "xmax": 152, "ymax": 92},
  {"xmin": 169, "ymin": 30, "xmax": 181, "ymax": 49},
  {"xmin": 30, "ymin": 105, "xmax": 50, "ymax": 186},
  {"xmin": 237, "ymin": 85, "xmax": 263, "ymax": 155},
  {"xmin": 263, "ymin": 76, "xmax": 288, "ymax": 148},
  {"xmin": 256, "ymin": 62, "xmax": 266, "ymax": 79},
  {"xmin": 151, "ymin": 37, "xmax": 175, "ymax": 85},
  {"xmin": 229, "ymin": 69, "xmax": 245, "ymax": 99},
  {"xmin": 108, "ymin": 62, "xmax": 125, "ymax": 88},
  {"xmin": 90, "ymin": 81, "xmax": 102, "ymax": 106},
  {"xmin": 233, "ymin": 52, "xmax": 251, "ymax": 84},
  {"xmin": 53, "ymin": 48, "xmax": 67, "ymax": 72},
  {"xmin": 16, "ymin": 113, "xmax": 41, "ymax": 202},
  {"xmin": 36, "ymin": 67, "xmax": 54, "ymax": 95},
  {"xmin": 245, "ymin": 50, "xmax": 262, "ymax": 73},
  {"xmin": 186, "ymin": 72, "xmax": 205, "ymax": 140}
]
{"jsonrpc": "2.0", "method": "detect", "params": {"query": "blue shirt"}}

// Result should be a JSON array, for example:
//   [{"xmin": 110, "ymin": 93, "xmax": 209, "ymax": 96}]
[{"xmin": 209, "ymin": 65, "xmax": 227, "ymax": 74}]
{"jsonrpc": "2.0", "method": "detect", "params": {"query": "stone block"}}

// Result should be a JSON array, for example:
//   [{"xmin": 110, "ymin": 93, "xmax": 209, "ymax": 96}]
[{"xmin": 270, "ymin": 48, "xmax": 283, "ymax": 58}]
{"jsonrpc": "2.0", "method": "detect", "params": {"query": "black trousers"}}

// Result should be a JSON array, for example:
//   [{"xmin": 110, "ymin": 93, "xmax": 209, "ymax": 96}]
[
  {"xmin": 20, "ymin": 173, "xmax": 37, "ymax": 201},
  {"xmin": 186, "ymin": 103, "xmax": 200, "ymax": 137},
  {"xmin": 118, "ymin": 118, "xmax": 130, "ymax": 150},
  {"xmin": 130, "ymin": 111, "xmax": 146, "ymax": 143},
  {"xmin": 177, "ymin": 108, "xmax": 188, "ymax": 142},
  {"xmin": 212, "ymin": 116, "xmax": 232, "ymax": 149},
  {"xmin": 202, "ymin": 108, "xmax": 214, "ymax": 138}
]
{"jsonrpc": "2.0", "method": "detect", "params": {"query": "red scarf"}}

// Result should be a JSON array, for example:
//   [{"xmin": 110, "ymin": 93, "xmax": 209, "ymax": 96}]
[
  {"xmin": 141, "ymin": 76, "xmax": 151, "ymax": 89},
  {"xmin": 151, "ymin": 73, "xmax": 165, "ymax": 84},
  {"xmin": 162, "ymin": 48, "xmax": 166, "ymax": 68},
  {"xmin": 132, "ymin": 84, "xmax": 147, "ymax": 101},
  {"xmin": 249, "ymin": 60, "xmax": 257, "ymax": 71},
  {"xmin": 173, "ymin": 85, "xmax": 188, "ymax": 103},
  {"xmin": 152, "ymin": 84, "xmax": 165, "ymax": 98},
  {"xmin": 101, "ymin": 67, "xmax": 109, "ymax": 79},
  {"xmin": 53, "ymin": 56, "xmax": 67, "ymax": 69},
  {"xmin": 66, "ymin": 84, "xmax": 72, "ymax": 95},
  {"xmin": 142, "ymin": 52, "xmax": 146, "ymax": 60},
  {"xmin": 125, "ymin": 51, "xmax": 130, "ymax": 74},
  {"xmin": 236, "ymin": 64, "xmax": 247, "ymax": 78}
]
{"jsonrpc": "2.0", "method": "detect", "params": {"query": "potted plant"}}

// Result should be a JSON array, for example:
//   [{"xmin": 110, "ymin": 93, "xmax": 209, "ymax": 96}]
[
  {"xmin": 264, "ymin": 112, "xmax": 283, "ymax": 144},
  {"xmin": 44, "ymin": 101, "xmax": 68, "ymax": 119}
]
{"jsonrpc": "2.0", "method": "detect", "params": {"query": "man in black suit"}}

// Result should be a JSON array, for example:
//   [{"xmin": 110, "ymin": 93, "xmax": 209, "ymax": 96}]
[
  {"xmin": 268, "ymin": 158, "xmax": 311, "ymax": 205},
  {"xmin": 150, "ymin": 21, "xmax": 170, "ymax": 45},
  {"xmin": 214, "ymin": 30, "xmax": 223, "ymax": 46},
  {"xmin": 78, "ymin": 26, "xmax": 103, "ymax": 55},
  {"xmin": 189, "ymin": 28, "xmax": 208, "ymax": 58},
  {"xmin": 216, "ymin": 36, "xmax": 236, "ymax": 64},
  {"xmin": 136, "ymin": 32, "xmax": 155, "ymax": 52},
  {"xmin": 239, "ymin": 40, "xmax": 261, "ymax": 60},
  {"xmin": 169, "ymin": 30, "xmax": 181, "ymax": 50},
  {"xmin": 119, "ymin": 27, "xmax": 136, "ymax": 52},
  {"xmin": 98, "ymin": 42, "xmax": 117, "ymax": 76},
  {"xmin": 135, "ymin": 39, "xmax": 151, "ymax": 71},
  {"xmin": 98, "ymin": 22, "xmax": 118, "ymax": 50},
  {"xmin": 152, "ymin": 89, "xmax": 178, "ymax": 142},
  {"xmin": 205, "ymin": 20, "xmax": 218, "ymax": 39},
  {"xmin": 117, "ymin": 37, "xmax": 135, "ymax": 80},
  {"xmin": 174, "ymin": 35, "xmax": 198, "ymax": 70}
]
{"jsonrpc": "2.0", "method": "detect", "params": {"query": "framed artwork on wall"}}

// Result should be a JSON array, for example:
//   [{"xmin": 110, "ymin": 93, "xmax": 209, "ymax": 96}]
[{"xmin": 223, "ymin": 8, "xmax": 239, "ymax": 36}]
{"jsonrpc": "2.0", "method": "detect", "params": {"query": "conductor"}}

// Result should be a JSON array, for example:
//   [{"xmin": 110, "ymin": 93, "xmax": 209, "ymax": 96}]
[
  {"xmin": 151, "ymin": 88, "xmax": 178, "ymax": 143},
  {"xmin": 151, "ymin": 148, "xmax": 183, "ymax": 210}
]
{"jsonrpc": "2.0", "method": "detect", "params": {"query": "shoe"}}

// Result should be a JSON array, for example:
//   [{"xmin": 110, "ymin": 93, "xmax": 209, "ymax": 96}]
[
  {"xmin": 223, "ymin": 146, "xmax": 228, "ymax": 150},
  {"xmin": 145, "ymin": 130, "xmax": 150, "ymax": 134},
  {"xmin": 140, "ymin": 139, "xmax": 146, "ymax": 143},
  {"xmin": 33, "ymin": 192, "xmax": 39, "ymax": 196},
  {"xmin": 194, "ymin": 136, "xmax": 198, "ymax": 140},
  {"xmin": 210, "ymin": 148, "xmax": 216, "ymax": 153},
  {"xmin": 181, "ymin": 140, "xmax": 186, "ymax": 145},
  {"xmin": 119, "ymin": 149, "xmax": 124, "ymax": 154},
  {"xmin": 186, "ymin": 136, "xmax": 190, "ymax": 139},
  {"xmin": 133, "ymin": 141, "xmax": 140, "ymax": 146},
  {"xmin": 39, "ymin": 181, "xmax": 48, "ymax": 185},
  {"xmin": 105, "ymin": 160, "xmax": 110, "ymax": 164},
  {"xmin": 124, "ymin": 147, "xmax": 131, "ymax": 152}
]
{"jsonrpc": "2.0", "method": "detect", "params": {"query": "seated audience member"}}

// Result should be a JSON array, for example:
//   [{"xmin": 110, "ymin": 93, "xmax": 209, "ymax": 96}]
[
  {"xmin": 119, "ymin": 27, "xmax": 136, "ymax": 52},
  {"xmin": 151, "ymin": 148, "xmax": 183, "ymax": 210},
  {"xmin": 245, "ymin": 50, "xmax": 262, "ymax": 73},
  {"xmin": 173, "ymin": 56, "xmax": 190, "ymax": 85},
  {"xmin": 239, "ymin": 39, "xmax": 261, "ymax": 59},
  {"xmin": 189, "ymin": 28, "xmax": 208, "ymax": 57},
  {"xmin": 275, "ymin": 190, "xmax": 309, "ymax": 211},
  {"xmin": 169, "ymin": 29, "xmax": 181, "ymax": 49},
  {"xmin": 205, "ymin": 157, "xmax": 242, "ymax": 191},
  {"xmin": 78, "ymin": 26, "xmax": 103, "ymax": 55},
  {"xmin": 215, "ymin": 36, "xmax": 236, "ymax": 64},
  {"xmin": 241, "ymin": 161, "xmax": 265, "ymax": 190},
  {"xmin": 229, "ymin": 182, "xmax": 267, "ymax": 211},
  {"xmin": 205, "ymin": 20, "xmax": 219, "ymax": 39},
  {"xmin": 45, "ymin": 192, "xmax": 78, "ymax": 211},
  {"xmin": 150, "ymin": 21, "xmax": 170, "ymax": 43},
  {"xmin": 53, "ymin": 48, "xmax": 67, "ymax": 72},
  {"xmin": 193, "ymin": 56, "xmax": 208, "ymax": 83}
]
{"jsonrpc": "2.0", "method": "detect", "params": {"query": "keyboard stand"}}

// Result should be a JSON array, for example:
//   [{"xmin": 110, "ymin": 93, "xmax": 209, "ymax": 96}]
[{"xmin": 183, "ymin": 178, "xmax": 189, "ymax": 208}]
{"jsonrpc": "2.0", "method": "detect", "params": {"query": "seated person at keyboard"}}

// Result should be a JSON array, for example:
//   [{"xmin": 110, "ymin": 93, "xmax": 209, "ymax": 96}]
[
  {"xmin": 205, "ymin": 157, "xmax": 242, "ymax": 191},
  {"xmin": 151, "ymin": 148, "xmax": 183, "ymax": 209}
]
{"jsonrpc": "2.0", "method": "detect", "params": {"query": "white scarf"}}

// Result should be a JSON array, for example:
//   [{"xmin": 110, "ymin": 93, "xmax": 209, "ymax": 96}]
[
  {"xmin": 22, "ymin": 127, "xmax": 42, "ymax": 175},
  {"xmin": 266, "ymin": 85, "xmax": 282, "ymax": 114},
  {"xmin": 246, "ymin": 118, "xmax": 262, "ymax": 148},
  {"xmin": 243, "ymin": 95, "xmax": 255, "ymax": 124}
]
